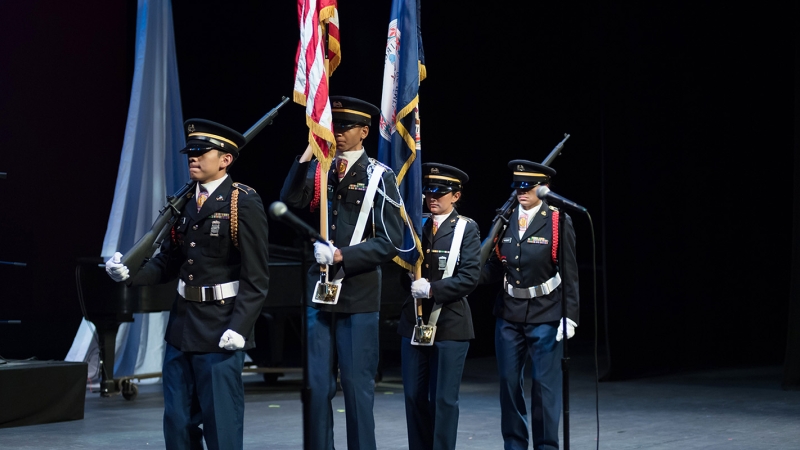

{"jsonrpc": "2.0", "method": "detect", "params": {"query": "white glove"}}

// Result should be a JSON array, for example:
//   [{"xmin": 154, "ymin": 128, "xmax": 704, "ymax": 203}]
[
  {"xmin": 105, "ymin": 252, "xmax": 130, "ymax": 282},
  {"xmin": 313, "ymin": 241, "xmax": 337, "ymax": 265},
  {"xmin": 556, "ymin": 318, "xmax": 577, "ymax": 342},
  {"xmin": 411, "ymin": 278, "xmax": 431, "ymax": 299},
  {"xmin": 218, "ymin": 329, "xmax": 246, "ymax": 350}
]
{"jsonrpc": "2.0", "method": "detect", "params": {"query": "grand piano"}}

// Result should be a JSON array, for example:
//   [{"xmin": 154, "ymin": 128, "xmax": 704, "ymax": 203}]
[{"xmin": 78, "ymin": 244, "xmax": 406, "ymax": 400}]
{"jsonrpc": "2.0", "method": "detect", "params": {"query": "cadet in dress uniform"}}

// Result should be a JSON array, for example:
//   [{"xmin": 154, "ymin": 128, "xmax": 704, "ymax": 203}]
[
  {"xmin": 397, "ymin": 163, "xmax": 481, "ymax": 450},
  {"xmin": 481, "ymin": 160, "xmax": 579, "ymax": 450},
  {"xmin": 279, "ymin": 96, "xmax": 405, "ymax": 450},
  {"xmin": 105, "ymin": 119, "xmax": 270, "ymax": 450}
]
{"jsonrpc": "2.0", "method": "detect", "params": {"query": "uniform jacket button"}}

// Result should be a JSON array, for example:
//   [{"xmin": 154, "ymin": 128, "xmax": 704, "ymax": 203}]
[
  {"xmin": 356, "ymin": 200, "xmax": 361, "ymax": 204},
  {"xmin": 188, "ymin": 259, "xmax": 194, "ymax": 265},
  {"xmin": 333, "ymin": 210, "xmax": 338, "ymax": 215},
  {"xmin": 190, "ymin": 242, "xmax": 196, "ymax": 247},
  {"xmin": 515, "ymin": 280, "xmax": 520, "ymax": 285},
  {"xmin": 219, "ymin": 300, "xmax": 225, "ymax": 305},
  {"xmin": 331, "ymin": 224, "xmax": 336, "ymax": 230},
  {"xmin": 516, "ymin": 267, "xmax": 520, "ymax": 271},
  {"xmin": 517, "ymin": 243, "xmax": 520, "ymax": 247},
  {"xmin": 425, "ymin": 263, "xmax": 430, "ymax": 268},
  {"xmin": 337, "ymin": 194, "xmax": 342, "ymax": 199},
  {"xmin": 188, "ymin": 274, "xmax": 194, "ymax": 281},
  {"xmin": 193, "ymin": 225, "xmax": 199, "ymax": 230},
  {"xmin": 515, "ymin": 255, "xmax": 518, "ymax": 259},
  {"xmin": 426, "ymin": 249, "xmax": 430, "ymax": 254}
]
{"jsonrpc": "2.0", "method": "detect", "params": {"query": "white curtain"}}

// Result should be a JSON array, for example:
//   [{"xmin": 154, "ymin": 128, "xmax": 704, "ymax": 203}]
[{"xmin": 66, "ymin": 0, "xmax": 184, "ymax": 383}]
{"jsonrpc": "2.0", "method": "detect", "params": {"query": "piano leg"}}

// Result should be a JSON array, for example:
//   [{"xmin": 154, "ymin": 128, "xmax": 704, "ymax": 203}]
[{"xmin": 94, "ymin": 320, "xmax": 122, "ymax": 397}]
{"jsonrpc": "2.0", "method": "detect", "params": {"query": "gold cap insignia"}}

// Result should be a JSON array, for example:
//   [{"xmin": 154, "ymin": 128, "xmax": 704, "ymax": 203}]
[{"xmin": 188, "ymin": 124, "xmax": 195, "ymax": 133}]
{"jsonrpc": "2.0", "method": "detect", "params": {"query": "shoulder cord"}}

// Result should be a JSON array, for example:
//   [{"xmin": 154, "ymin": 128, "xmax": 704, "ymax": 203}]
[
  {"xmin": 494, "ymin": 225, "xmax": 506, "ymax": 261},
  {"xmin": 551, "ymin": 210, "xmax": 559, "ymax": 264},
  {"xmin": 369, "ymin": 161, "xmax": 417, "ymax": 254},
  {"xmin": 310, "ymin": 162, "xmax": 321, "ymax": 212},
  {"xmin": 491, "ymin": 212, "xmax": 558, "ymax": 264},
  {"xmin": 231, "ymin": 188, "xmax": 240, "ymax": 248},
  {"xmin": 169, "ymin": 189, "xmax": 242, "ymax": 248}
]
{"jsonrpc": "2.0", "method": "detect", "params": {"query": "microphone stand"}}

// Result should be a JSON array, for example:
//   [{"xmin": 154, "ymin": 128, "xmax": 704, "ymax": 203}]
[
  {"xmin": 558, "ymin": 210, "xmax": 571, "ymax": 450},
  {"xmin": 299, "ymin": 238, "xmax": 311, "ymax": 450}
]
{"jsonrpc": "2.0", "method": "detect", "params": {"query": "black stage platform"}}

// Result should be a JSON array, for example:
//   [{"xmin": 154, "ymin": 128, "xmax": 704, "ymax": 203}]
[
  {"xmin": 0, "ymin": 360, "xmax": 87, "ymax": 429},
  {"xmin": 0, "ymin": 348, "xmax": 798, "ymax": 449}
]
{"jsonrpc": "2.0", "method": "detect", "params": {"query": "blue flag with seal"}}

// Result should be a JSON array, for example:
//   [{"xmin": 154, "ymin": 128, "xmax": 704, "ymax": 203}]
[{"xmin": 378, "ymin": 0, "xmax": 426, "ymax": 273}]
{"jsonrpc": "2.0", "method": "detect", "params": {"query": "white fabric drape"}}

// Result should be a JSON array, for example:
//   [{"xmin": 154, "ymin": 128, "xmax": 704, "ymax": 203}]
[{"xmin": 65, "ymin": 0, "xmax": 184, "ymax": 383}]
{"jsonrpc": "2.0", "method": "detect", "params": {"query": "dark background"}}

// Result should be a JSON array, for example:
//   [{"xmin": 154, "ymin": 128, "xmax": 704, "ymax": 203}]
[{"xmin": 0, "ymin": 1, "xmax": 797, "ymax": 381}]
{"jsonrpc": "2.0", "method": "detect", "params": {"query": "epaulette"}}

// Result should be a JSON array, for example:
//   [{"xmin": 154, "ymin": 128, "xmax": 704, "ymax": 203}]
[
  {"xmin": 548, "ymin": 205, "xmax": 559, "ymax": 211},
  {"xmin": 457, "ymin": 215, "xmax": 475, "ymax": 223},
  {"xmin": 232, "ymin": 182, "xmax": 255, "ymax": 194}
]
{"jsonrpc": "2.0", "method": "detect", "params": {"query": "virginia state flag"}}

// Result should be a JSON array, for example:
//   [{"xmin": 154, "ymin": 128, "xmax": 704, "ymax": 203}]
[{"xmin": 378, "ymin": 0, "xmax": 426, "ymax": 272}]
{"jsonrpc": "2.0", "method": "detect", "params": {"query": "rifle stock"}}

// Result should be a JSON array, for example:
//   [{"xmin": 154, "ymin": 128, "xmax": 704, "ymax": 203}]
[
  {"xmin": 478, "ymin": 133, "xmax": 570, "ymax": 266},
  {"xmin": 117, "ymin": 97, "xmax": 292, "ymax": 282},
  {"xmin": 121, "ymin": 181, "xmax": 195, "ymax": 281}
]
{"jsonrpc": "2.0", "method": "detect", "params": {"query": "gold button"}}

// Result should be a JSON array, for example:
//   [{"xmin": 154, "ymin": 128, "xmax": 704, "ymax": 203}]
[
  {"xmin": 337, "ymin": 194, "xmax": 342, "ymax": 199},
  {"xmin": 516, "ymin": 280, "xmax": 520, "ymax": 285},
  {"xmin": 331, "ymin": 225, "xmax": 336, "ymax": 230},
  {"xmin": 426, "ymin": 249, "xmax": 430, "ymax": 254},
  {"xmin": 333, "ymin": 210, "xmax": 338, "ymax": 215},
  {"xmin": 515, "ymin": 255, "xmax": 518, "ymax": 259},
  {"xmin": 193, "ymin": 225, "xmax": 199, "ymax": 230},
  {"xmin": 188, "ymin": 275, "xmax": 194, "ymax": 281},
  {"xmin": 517, "ymin": 243, "xmax": 520, "ymax": 247},
  {"xmin": 356, "ymin": 200, "xmax": 361, "ymax": 205},
  {"xmin": 516, "ymin": 268, "xmax": 520, "ymax": 271},
  {"xmin": 190, "ymin": 242, "xmax": 196, "ymax": 247},
  {"xmin": 219, "ymin": 300, "xmax": 225, "ymax": 305},
  {"xmin": 188, "ymin": 259, "xmax": 194, "ymax": 264},
  {"xmin": 425, "ymin": 264, "xmax": 429, "ymax": 268}
]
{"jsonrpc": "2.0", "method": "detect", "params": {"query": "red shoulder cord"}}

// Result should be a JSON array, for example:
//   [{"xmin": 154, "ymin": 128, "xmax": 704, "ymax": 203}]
[
  {"xmin": 171, "ymin": 226, "xmax": 177, "ymax": 245},
  {"xmin": 551, "ymin": 210, "xmax": 560, "ymax": 264},
  {"xmin": 310, "ymin": 162, "xmax": 321, "ymax": 212}
]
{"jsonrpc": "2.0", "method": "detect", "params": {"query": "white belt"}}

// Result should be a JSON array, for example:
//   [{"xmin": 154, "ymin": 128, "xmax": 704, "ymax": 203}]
[
  {"xmin": 178, "ymin": 279, "xmax": 239, "ymax": 302},
  {"xmin": 504, "ymin": 273, "xmax": 561, "ymax": 299}
]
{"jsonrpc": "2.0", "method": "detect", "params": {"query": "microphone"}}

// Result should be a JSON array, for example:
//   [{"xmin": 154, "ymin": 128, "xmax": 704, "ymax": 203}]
[
  {"xmin": 536, "ymin": 186, "xmax": 587, "ymax": 213},
  {"xmin": 268, "ymin": 201, "xmax": 327, "ymax": 243}
]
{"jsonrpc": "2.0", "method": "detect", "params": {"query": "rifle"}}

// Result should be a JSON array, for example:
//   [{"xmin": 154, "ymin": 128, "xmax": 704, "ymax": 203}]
[
  {"xmin": 478, "ymin": 133, "xmax": 570, "ymax": 266},
  {"xmin": 120, "ymin": 96, "xmax": 291, "ymax": 281}
]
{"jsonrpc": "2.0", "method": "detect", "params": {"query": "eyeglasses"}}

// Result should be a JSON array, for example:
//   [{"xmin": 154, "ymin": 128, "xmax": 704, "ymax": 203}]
[{"xmin": 332, "ymin": 122, "xmax": 363, "ymax": 133}]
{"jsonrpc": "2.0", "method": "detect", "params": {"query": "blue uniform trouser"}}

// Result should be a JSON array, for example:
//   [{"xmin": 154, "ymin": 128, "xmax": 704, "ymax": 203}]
[
  {"xmin": 401, "ymin": 336, "xmax": 470, "ymax": 450},
  {"xmin": 306, "ymin": 307, "xmax": 380, "ymax": 450},
  {"xmin": 495, "ymin": 318, "xmax": 562, "ymax": 450},
  {"xmin": 162, "ymin": 343, "xmax": 246, "ymax": 450}
]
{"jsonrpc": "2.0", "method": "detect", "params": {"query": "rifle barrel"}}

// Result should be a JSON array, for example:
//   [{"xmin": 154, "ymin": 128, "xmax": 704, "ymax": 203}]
[{"xmin": 244, "ymin": 96, "xmax": 291, "ymax": 143}]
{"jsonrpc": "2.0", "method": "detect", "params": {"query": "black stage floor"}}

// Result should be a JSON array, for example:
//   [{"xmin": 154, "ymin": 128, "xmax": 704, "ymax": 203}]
[{"xmin": 1, "ymin": 346, "xmax": 799, "ymax": 449}]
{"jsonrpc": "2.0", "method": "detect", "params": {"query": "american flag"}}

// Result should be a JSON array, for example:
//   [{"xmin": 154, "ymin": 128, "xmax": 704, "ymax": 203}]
[
  {"xmin": 378, "ymin": 0, "xmax": 426, "ymax": 272},
  {"xmin": 294, "ymin": 0, "xmax": 340, "ymax": 171}
]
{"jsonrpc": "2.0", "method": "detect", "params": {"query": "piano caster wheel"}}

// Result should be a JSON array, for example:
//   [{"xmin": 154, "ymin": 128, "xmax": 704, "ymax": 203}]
[
  {"xmin": 121, "ymin": 380, "xmax": 139, "ymax": 401},
  {"xmin": 263, "ymin": 373, "xmax": 282, "ymax": 384}
]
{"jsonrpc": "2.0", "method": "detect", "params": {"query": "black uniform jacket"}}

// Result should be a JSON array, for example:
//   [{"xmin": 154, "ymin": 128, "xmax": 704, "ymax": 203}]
[
  {"xmin": 133, "ymin": 176, "xmax": 270, "ymax": 352},
  {"xmin": 397, "ymin": 211, "xmax": 481, "ymax": 341},
  {"xmin": 481, "ymin": 202, "xmax": 579, "ymax": 325},
  {"xmin": 280, "ymin": 152, "xmax": 404, "ymax": 314}
]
